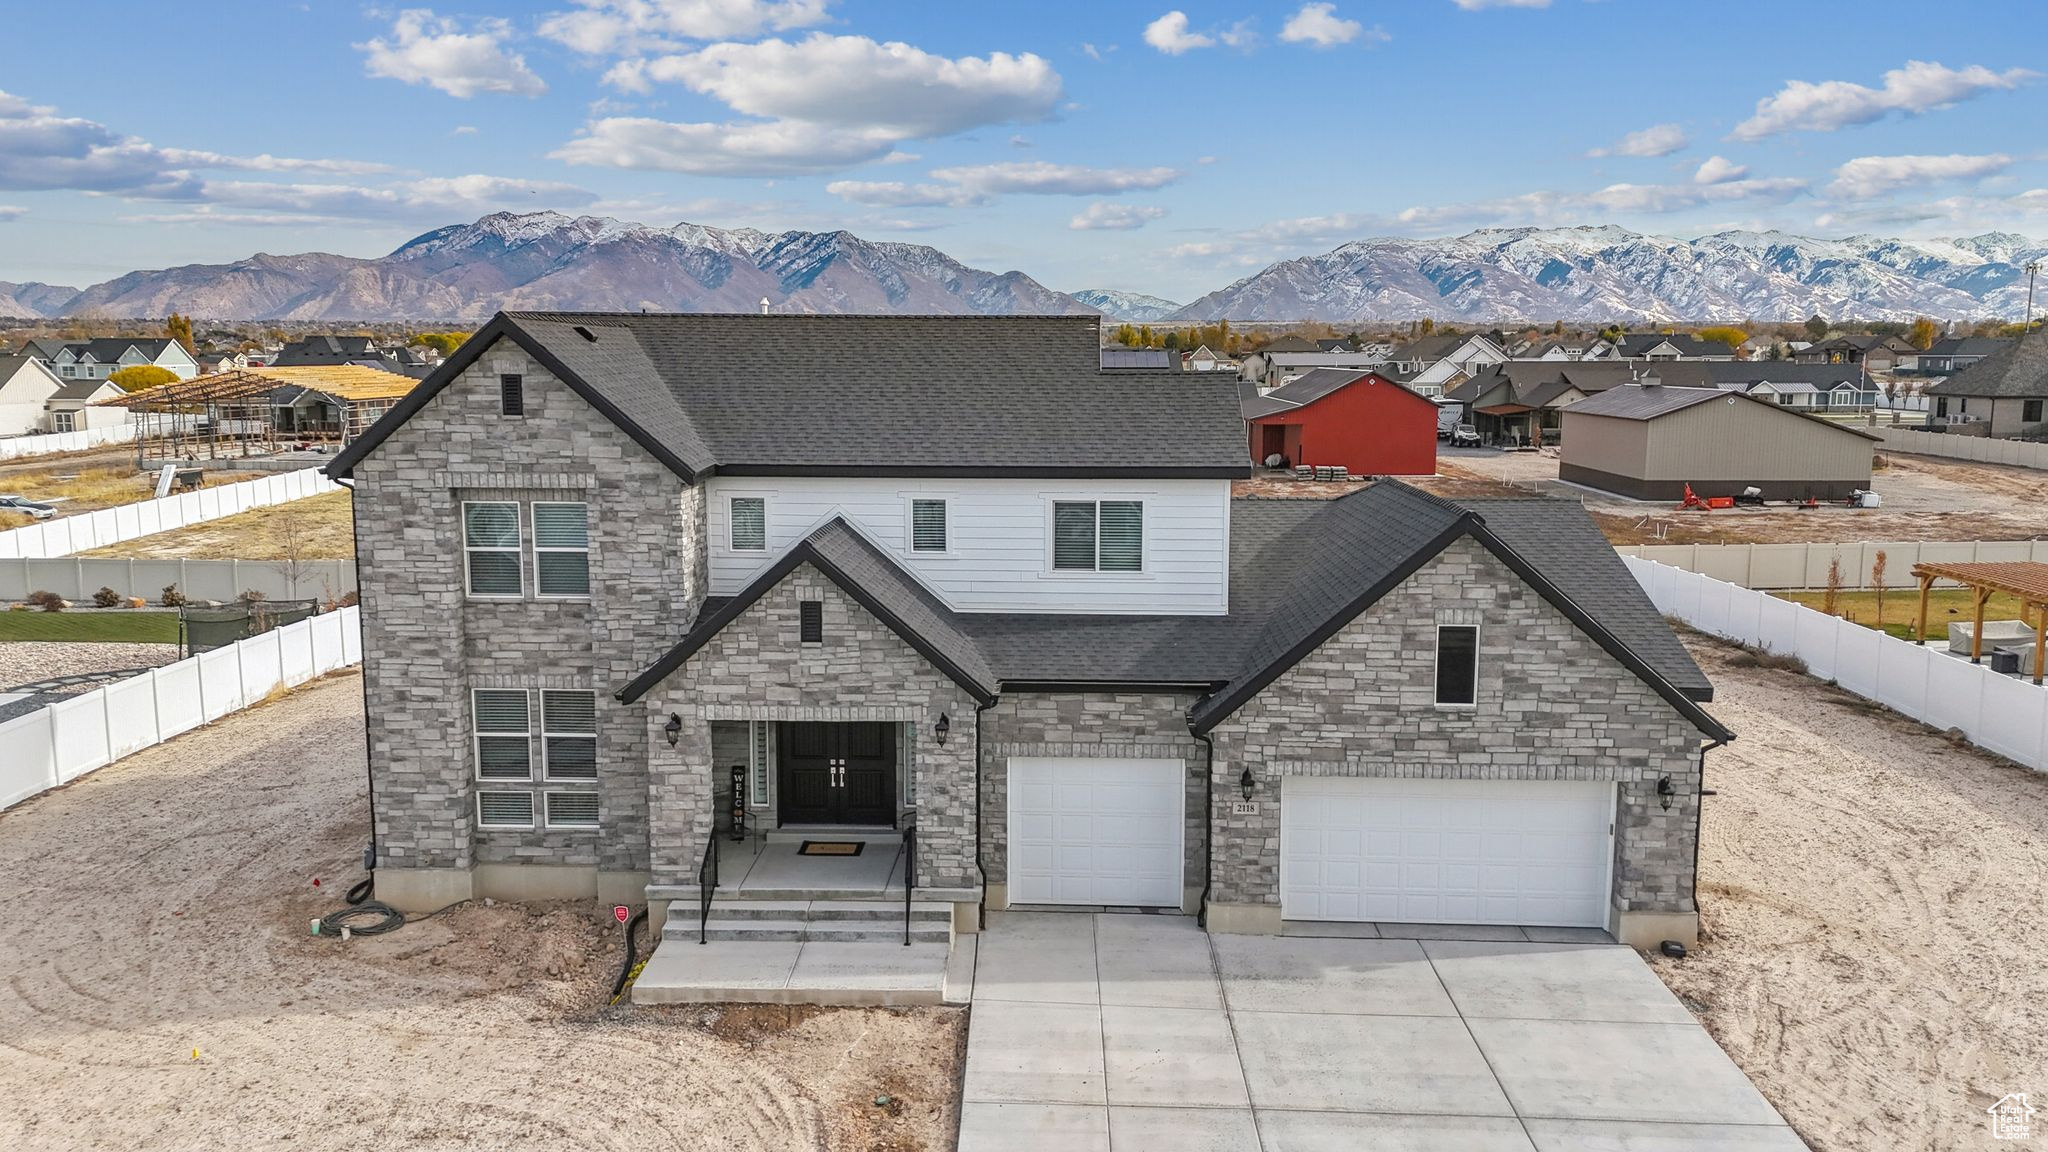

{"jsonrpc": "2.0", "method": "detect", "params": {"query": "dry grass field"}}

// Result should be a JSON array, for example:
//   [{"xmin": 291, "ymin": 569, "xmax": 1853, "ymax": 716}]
[{"xmin": 78, "ymin": 489, "xmax": 355, "ymax": 560}]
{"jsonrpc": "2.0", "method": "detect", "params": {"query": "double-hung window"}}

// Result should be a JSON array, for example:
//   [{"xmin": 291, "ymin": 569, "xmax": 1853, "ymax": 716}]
[
  {"xmin": 464, "ymin": 502, "xmax": 523, "ymax": 597},
  {"xmin": 532, "ymin": 502, "xmax": 590, "ymax": 597},
  {"xmin": 910, "ymin": 498, "xmax": 948, "ymax": 552},
  {"xmin": 730, "ymin": 496, "xmax": 767, "ymax": 551},
  {"xmin": 541, "ymin": 690, "xmax": 598, "ymax": 780},
  {"xmin": 1434, "ymin": 625, "xmax": 1479, "ymax": 707},
  {"xmin": 473, "ymin": 689, "xmax": 533, "ymax": 779},
  {"xmin": 1052, "ymin": 500, "xmax": 1143, "ymax": 572}
]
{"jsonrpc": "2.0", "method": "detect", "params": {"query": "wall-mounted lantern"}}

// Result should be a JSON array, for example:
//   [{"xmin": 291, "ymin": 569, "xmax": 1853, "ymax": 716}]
[
  {"xmin": 663, "ymin": 713, "xmax": 682, "ymax": 748},
  {"xmin": 1657, "ymin": 775, "xmax": 1675, "ymax": 811},
  {"xmin": 933, "ymin": 712, "xmax": 951, "ymax": 746},
  {"xmin": 1239, "ymin": 767, "xmax": 1256, "ymax": 801}
]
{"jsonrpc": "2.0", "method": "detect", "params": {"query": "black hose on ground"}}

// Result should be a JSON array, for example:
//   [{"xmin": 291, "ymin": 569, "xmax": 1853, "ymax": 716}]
[
  {"xmin": 345, "ymin": 875, "xmax": 373, "ymax": 905},
  {"xmin": 314, "ymin": 900, "xmax": 406, "ymax": 936},
  {"xmin": 611, "ymin": 908, "xmax": 648, "ymax": 1002}
]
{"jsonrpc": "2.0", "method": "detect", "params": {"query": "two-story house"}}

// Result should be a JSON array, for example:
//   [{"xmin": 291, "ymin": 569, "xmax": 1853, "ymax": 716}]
[
  {"xmin": 38, "ymin": 338, "xmax": 200, "ymax": 382},
  {"xmin": 327, "ymin": 313, "xmax": 1726, "ymax": 997}
]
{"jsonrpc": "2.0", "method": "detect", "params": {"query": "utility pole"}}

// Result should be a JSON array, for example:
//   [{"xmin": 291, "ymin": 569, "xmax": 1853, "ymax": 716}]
[{"xmin": 2027, "ymin": 260, "xmax": 2041, "ymax": 334}]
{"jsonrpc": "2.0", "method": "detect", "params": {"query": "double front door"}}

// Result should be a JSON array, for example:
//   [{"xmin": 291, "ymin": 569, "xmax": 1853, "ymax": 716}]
[{"xmin": 778, "ymin": 722, "xmax": 897, "ymax": 826}]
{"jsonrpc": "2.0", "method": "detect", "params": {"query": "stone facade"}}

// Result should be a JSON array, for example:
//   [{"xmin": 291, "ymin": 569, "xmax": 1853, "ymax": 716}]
[
  {"xmin": 642, "ymin": 564, "xmax": 981, "ymax": 890},
  {"xmin": 980, "ymin": 691, "xmax": 1207, "ymax": 908},
  {"xmin": 351, "ymin": 340, "xmax": 701, "ymax": 901},
  {"xmin": 1204, "ymin": 536, "xmax": 1703, "ymax": 924}
]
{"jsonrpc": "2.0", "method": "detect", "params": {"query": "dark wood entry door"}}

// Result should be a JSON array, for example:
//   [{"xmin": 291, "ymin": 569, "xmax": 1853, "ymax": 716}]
[{"xmin": 778, "ymin": 722, "xmax": 896, "ymax": 826}]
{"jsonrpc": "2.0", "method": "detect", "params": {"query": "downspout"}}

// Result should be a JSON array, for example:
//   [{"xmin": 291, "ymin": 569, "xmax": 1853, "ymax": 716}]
[
  {"xmin": 973, "ymin": 696, "xmax": 998, "ymax": 927},
  {"xmin": 1692, "ymin": 735, "xmax": 1729, "ymax": 913},
  {"xmin": 1194, "ymin": 731, "xmax": 1215, "ymax": 929},
  {"xmin": 334, "ymin": 475, "xmax": 377, "ymax": 888}
]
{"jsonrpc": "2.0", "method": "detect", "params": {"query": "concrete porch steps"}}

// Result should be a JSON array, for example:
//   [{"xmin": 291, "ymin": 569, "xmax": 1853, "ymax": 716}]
[{"xmin": 662, "ymin": 898, "xmax": 953, "ymax": 944}]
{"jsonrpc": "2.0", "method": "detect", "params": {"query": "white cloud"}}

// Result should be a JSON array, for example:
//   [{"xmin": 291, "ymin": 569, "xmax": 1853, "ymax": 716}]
[
  {"xmin": 1217, "ymin": 19, "xmax": 1258, "ymax": 49},
  {"xmin": 156, "ymin": 150, "xmax": 392, "ymax": 175},
  {"xmin": 359, "ymin": 10, "xmax": 547, "ymax": 99},
  {"xmin": 1693, "ymin": 155, "xmax": 1747, "ymax": 185},
  {"xmin": 1081, "ymin": 42, "xmax": 1113, "ymax": 61},
  {"xmin": 451, "ymin": 125, "xmax": 479, "ymax": 136},
  {"xmin": 567, "ymin": 33, "xmax": 1062, "ymax": 176},
  {"xmin": 825, "ymin": 180, "xmax": 985, "ymax": 208},
  {"xmin": 0, "ymin": 205, "xmax": 24, "ymax": 221},
  {"xmin": 190, "ymin": 174, "xmax": 595, "ymax": 219},
  {"xmin": 1731, "ymin": 60, "xmax": 2037, "ymax": 140},
  {"xmin": 1069, "ymin": 202, "xmax": 1166, "ymax": 230},
  {"xmin": 925, "ymin": 161, "xmax": 1180, "ymax": 196},
  {"xmin": 1280, "ymin": 4, "xmax": 1383, "ymax": 47},
  {"xmin": 1826, "ymin": 153, "xmax": 2013, "ymax": 199},
  {"xmin": 1589, "ymin": 123, "xmax": 1688, "ymax": 158},
  {"xmin": 1144, "ymin": 11, "xmax": 1213, "ymax": 54},
  {"xmin": 1451, "ymin": 0, "xmax": 1549, "ymax": 8},
  {"xmin": 540, "ymin": 0, "xmax": 831, "ymax": 56}
]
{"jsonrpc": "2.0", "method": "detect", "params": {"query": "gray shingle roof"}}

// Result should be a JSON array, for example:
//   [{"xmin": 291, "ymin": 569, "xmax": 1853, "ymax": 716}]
[
  {"xmin": 1924, "ymin": 333, "xmax": 2048, "ymax": 399},
  {"xmin": 1565, "ymin": 383, "xmax": 1882, "ymax": 440}
]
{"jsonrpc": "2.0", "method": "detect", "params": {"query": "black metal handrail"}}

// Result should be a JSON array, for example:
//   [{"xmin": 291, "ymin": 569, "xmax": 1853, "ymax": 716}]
[
  {"xmin": 697, "ymin": 834, "xmax": 718, "ymax": 946},
  {"xmin": 902, "ymin": 825, "xmax": 916, "ymax": 947}
]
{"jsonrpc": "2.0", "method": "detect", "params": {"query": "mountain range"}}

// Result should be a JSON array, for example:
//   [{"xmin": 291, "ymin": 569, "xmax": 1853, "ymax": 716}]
[{"xmin": 2, "ymin": 212, "xmax": 2042, "ymax": 326}]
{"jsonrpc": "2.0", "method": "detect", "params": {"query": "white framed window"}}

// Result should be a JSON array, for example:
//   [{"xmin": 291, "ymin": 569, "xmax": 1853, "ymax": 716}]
[
  {"xmin": 473, "ymin": 689, "xmax": 533, "ymax": 779},
  {"xmin": 544, "ymin": 791, "xmax": 600, "ymax": 829},
  {"xmin": 52, "ymin": 412, "xmax": 75, "ymax": 433},
  {"xmin": 900, "ymin": 721, "xmax": 915, "ymax": 808},
  {"xmin": 541, "ymin": 690, "xmax": 598, "ymax": 780},
  {"xmin": 463, "ymin": 502, "xmax": 523, "ymax": 597},
  {"xmin": 1051, "ymin": 500, "xmax": 1143, "ymax": 572},
  {"xmin": 1434, "ymin": 625, "xmax": 1479, "ymax": 707},
  {"xmin": 729, "ymin": 496, "xmax": 767, "ymax": 551},
  {"xmin": 910, "ymin": 498, "xmax": 949, "ymax": 553},
  {"xmin": 60, "ymin": 366, "xmax": 75, "ymax": 378},
  {"xmin": 532, "ymin": 502, "xmax": 591, "ymax": 598},
  {"xmin": 748, "ymin": 721, "xmax": 770, "ymax": 808},
  {"xmin": 477, "ymin": 791, "xmax": 535, "ymax": 829}
]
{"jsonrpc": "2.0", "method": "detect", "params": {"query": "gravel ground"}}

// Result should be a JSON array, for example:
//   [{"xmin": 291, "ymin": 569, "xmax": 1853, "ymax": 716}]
[
  {"xmin": 1653, "ymin": 638, "xmax": 2048, "ymax": 1151},
  {"xmin": 0, "ymin": 641, "xmax": 180, "ymax": 690},
  {"xmin": 0, "ymin": 674, "xmax": 965, "ymax": 1151}
]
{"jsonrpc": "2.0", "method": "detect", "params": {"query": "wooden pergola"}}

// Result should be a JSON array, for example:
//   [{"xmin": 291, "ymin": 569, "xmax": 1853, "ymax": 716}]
[
  {"xmin": 1912, "ymin": 560, "xmax": 2048, "ymax": 683},
  {"xmin": 95, "ymin": 365, "xmax": 419, "ymax": 464}
]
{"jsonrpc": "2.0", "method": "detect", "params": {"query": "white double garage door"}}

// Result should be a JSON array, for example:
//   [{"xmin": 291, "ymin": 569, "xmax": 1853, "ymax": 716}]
[{"xmin": 1009, "ymin": 757, "xmax": 1612, "ymax": 928}]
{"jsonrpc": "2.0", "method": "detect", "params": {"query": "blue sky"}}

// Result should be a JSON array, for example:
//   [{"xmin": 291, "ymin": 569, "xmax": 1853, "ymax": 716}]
[{"xmin": 2, "ymin": 0, "xmax": 2044, "ymax": 301}]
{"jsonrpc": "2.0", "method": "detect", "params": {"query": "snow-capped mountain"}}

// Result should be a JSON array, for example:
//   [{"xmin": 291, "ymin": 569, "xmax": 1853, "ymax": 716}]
[
  {"xmin": 1168, "ymin": 227, "xmax": 2048, "ymax": 325},
  {"xmin": 22, "ymin": 212, "xmax": 1097, "ymax": 322},
  {"xmin": 1069, "ymin": 289, "xmax": 1184, "ymax": 322}
]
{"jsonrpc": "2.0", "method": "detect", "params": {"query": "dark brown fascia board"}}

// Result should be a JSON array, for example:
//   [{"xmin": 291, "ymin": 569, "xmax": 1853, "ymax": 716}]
[
  {"xmin": 324, "ymin": 313, "xmax": 701, "ymax": 483},
  {"xmin": 616, "ymin": 539, "xmax": 998, "ymax": 707}
]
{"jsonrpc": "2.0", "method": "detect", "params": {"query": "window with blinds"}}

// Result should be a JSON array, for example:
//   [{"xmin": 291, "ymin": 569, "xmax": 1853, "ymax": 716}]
[
  {"xmin": 541, "ymin": 690, "xmax": 597, "ymax": 780},
  {"xmin": 730, "ymin": 497, "xmax": 767, "ymax": 551},
  {"xmin": 473, "ymin": 689, "xmax": 531, "ymax": 779},
  {"xmin": 544, "ymin": 791, "xmax": 600, "ymax": 828},
  {"xmin": 1052, "ymin": 500, "xmax": 1143, "ymax": 572},
  {"xmin": 910, "ymin": 499, "xmax": 948, "ymax": 552},
  {"xmin": 477, "ymin": 791, "xmax": 534, "ymax": 828},
  {"xmin": 532, "ymin": 502, "xmax": 590, "ymax": 597},
  {"xmin": 463, "ymin": 502, "xmax": 522, "ymax": 596}
]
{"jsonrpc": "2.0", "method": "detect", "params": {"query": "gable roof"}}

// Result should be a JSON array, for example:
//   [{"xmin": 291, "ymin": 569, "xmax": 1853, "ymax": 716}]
[
  {"xmin": 1565, "ymin": 383, "xmax": 1883, "ymax": 440},
  {"xmin": 618, "ymin": 517, "xmax": 999, "ymax": 705},
  {"xmin": 0, "ymin": 353, "xmax": 61, "ymax": 396},
  {"xmin": 1924, "ymin": 333, "xmax": 2048, "ymax": 399},
  {"xmin": 1924, "ymin": 336, "xmax": 2008, "ymax": 359},
  {"xmin": 328, "ymin": 312, "xmax": 1250, "ymax": 482},
  {"xmin": 50, "ymin": 378, "xmax": 120, "ymax": 400},
  {"xmin": 1242, "ymin": 369, "xmax": 1432, "ymax": 420},
  {"xmin": 1258, "ymin": 335, "xmax": 1320, "ymax": 353},
  {"xmin": 1614, "ymin": 332, "xmax": 1735, "ymax": 358}
]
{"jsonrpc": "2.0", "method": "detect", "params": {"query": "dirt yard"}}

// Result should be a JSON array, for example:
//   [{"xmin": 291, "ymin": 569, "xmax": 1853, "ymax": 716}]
[
  {"xmin": 1655, "ymin": 638, "xmax": 2048, "ymax": 1151},
  {"xmin": 0, "ymin": 674, "xmax": 964, "ymax": 1152},
  {"xmin": 79, "ymin": 488, "xmax": 356, "ymax": 560}
]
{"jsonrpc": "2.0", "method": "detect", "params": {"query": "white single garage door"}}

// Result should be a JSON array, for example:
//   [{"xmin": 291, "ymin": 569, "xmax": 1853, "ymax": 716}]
[
  {"xmin": 1281, "ymin": 777, "xmax": 1613, "ymax": 928},
  {"xmin": 1008, "ymin": 757, "xmax": 1184, "ymax": 907}
]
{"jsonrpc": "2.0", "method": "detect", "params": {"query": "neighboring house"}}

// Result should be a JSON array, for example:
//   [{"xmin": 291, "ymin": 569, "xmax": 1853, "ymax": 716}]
[
  {"xmin": 1715, "ymin": 364, "xmax": 1878, "ymax": 412},
  {"xmin": 36, "ymin": 338, "xmax": 199, "ymax": 383},
  {"xmin": 1924, "ymin": 334, "xmax": 2048, "ymax": 438},
  {"xmin": 1443, "ymin": 362, "xmax": 1634, "ymax": 446},
  {"xmin": 1182, "ymin": 344, "xmax": 1233, "ymax": 372},
  {"xmin": 1240, "ymin": 337, "xmax": 1392, "ymax": 386},
  {"xmin": 1917, "ymin": 336, "xmax": 2010, "ymax": 376},
  {"xmin": 1241, "ymin": 368, "xmax": 1438, "ymax": 476},
  {"xmin": 1612, "ymin": 333, "xmax": 1736, "ymax": 361},
  {"xmin": 42, "ymin": 378, "xmax": 131, "ymax": 433},
  {"xmin": 1793, "ymin": 334, "xmax": 1917, "ymax": 372},
  {"xmin": 1386, "ymin": 334, "xmax": 1509, "ymax": 388},
  {"xmin": 276, "ymin": 335, "xmax": 434, "ymax": 379},
  {"xmin": 1560, "ymin": 383, "xmax": 1879, "ymax": 501},
  {"xmin": 1520, "ymin": 338, "xmax": 1617, "ymax": 362},
  {"xmin": 0, "ymin": 353, "xmax": 66, "ymax": 436},
  {"xmin": 324, "ymin": 312, "xmax": 1724, "ymax": 966}
]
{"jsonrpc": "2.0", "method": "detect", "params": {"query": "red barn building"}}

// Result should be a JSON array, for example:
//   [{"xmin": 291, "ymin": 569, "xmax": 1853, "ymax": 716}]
[{"xmin": 1242, "ymin": 368, "xmax": 1439, "ymax": 477}]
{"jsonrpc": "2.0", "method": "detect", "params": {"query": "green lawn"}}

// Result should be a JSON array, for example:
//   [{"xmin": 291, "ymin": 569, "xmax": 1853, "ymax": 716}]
[{"xmin": 0, "ymin": 611, "xmax": 181, "ymax": 644}]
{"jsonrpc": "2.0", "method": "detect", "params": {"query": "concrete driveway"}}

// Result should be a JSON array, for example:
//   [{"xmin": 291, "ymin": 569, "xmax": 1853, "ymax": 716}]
[{"xmin": 958, "ymin": 912, "xmax": 1804, "ymax": 1151}]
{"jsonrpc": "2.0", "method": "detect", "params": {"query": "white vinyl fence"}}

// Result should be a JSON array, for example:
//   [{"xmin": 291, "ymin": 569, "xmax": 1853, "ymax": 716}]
[
  {"xmin": 0, "ymin": 467, "xmax": 340, "ymax": 560},
  {"xmin": 1616, "ymin": 539, "xmax": 2048, "ymax": 591},
  {"xmin": 1872, "ymin": 426, "xmax": 2048, "ymax": 471},
  {"xmin": 1626, "ymin": 557, "xmax": 2048, "ymax": 772},
  {"xmin": 0, "ymin": 424, "xmax": 137, "ymax": 461},
  {"xmin": 0, "ymin": 605, "xmax": 361, "ymax": 812},
  {"xmin": 0, "ymin": 557, "xmax": 357, "ymax": 604}
]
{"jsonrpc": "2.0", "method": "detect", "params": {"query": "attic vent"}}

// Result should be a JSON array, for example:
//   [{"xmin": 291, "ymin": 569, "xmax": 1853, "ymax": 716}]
[
  {"xmin": 499, "ymin": 373, "xmax": 524, "ymax": 416},
  {"xmin": 573, "ymin": 325, "xmax": 597, "ymax": 342},
  {"xmin": 799, "ymin": 600, "xmax": 823, "ymax": 644}
]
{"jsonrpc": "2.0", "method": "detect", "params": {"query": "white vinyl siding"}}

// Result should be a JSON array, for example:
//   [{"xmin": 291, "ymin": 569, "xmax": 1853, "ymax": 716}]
[
  {"xmin": 477, "ymin": 791, "xmax": 535, "ymax": 829},
  {"xmin": 473, "ymin": 689, "xmax": 531, "ymax": 780},
  {"xmin": 463, "ymin": 502, "xmax": 522, "ymax": 597},
  {"xmin": 532, "ymin": 503, "xmax": 590, "ymax": 597},
  {"xmin": 910, "ymin": 498, "xmax": 948, "ymax": 552},
  {"xmin": 540, "ymin": 690, "xmax": 598, "ymax": 780},
  {"xmin": 705, "ymin": 477, "xmax": 1230, "ymax": 614}
]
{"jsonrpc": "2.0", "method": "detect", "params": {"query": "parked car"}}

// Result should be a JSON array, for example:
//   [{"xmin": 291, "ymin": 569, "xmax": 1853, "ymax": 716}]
[
  {"xmin": 1450, "ymin": 424, "xmax": 1481, "ymax": 447},
  {"xmin": 0, "ymin": 495, "xmax": 57, "ymax": 520}
]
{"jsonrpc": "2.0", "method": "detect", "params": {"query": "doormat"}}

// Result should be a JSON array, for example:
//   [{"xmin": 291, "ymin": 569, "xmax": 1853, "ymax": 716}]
[{"xmin": 797, "ymin": 841, "xmax": 865, "ymax": 857}]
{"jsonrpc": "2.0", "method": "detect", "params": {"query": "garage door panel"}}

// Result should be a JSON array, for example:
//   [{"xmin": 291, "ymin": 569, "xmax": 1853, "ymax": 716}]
[
  {"xmin": 1282, "ymin": 777, "xmax": 1612, "ymax": 928},
  {"xmin": 1009, "ymin": 757, "xmax": 1184, "ymax": 907}
]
